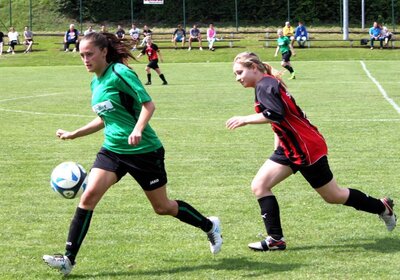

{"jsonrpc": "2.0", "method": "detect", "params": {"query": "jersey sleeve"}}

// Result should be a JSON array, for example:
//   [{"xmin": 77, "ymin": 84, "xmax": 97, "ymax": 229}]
[
  {"xmin": 113, "ymin": 64, "xmax": 152, "ymax": 104},
  {"xmin": 255, "ymin": 78, "xmax": 284, "ymax": 123}
]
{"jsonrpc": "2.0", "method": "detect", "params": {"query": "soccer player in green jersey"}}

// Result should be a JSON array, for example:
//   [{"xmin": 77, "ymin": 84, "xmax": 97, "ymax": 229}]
[
  {"xmin": 274, "ymin": 29, "xmax": 296, "ymax": 80},
  {"xmin": 43, "ymin": 32, "xmax": 222, "ymax": 276}
]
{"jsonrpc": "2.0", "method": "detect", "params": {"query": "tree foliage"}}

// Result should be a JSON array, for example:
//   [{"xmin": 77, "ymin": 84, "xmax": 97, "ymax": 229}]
[{"xmin": 55, "ymin": 0, "xmax": 399, "ymax": 26}]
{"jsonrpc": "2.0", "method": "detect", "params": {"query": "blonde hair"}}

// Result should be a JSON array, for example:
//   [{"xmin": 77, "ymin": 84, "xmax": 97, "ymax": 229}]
[{"xmin": 233, "ymin": 52, "xmax": 287, "ymax": 88}]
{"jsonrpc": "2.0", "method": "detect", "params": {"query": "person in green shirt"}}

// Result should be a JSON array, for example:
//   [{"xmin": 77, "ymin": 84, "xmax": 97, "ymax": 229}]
[
  {"xmin": 43, "ymin": 32, "xmax": 222, "ymax": 276},
  {"xmin": 274, "ymin": 29, "xmax": 296, "ymax": 80}
]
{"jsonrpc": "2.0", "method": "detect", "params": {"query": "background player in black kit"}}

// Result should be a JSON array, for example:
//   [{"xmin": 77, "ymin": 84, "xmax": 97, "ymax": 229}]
[
  {"xmin": 226, "ymin": 51, "xmax": 396, "ymax": 252},
  {"xmin": 137, "ymin": 37, "xmax": 168, "ymax": 85}
]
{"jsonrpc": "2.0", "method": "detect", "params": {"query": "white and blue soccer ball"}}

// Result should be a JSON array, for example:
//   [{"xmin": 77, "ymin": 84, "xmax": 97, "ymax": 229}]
[{"xmin": 50, "ymin": 162, "xmax": 88, "ymax": 199}]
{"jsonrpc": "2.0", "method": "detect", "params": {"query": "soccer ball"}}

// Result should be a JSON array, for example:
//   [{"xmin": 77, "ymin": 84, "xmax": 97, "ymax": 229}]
[{"xmin": 50, "ymin": 162, "xmax": 88, "ymax": 199}]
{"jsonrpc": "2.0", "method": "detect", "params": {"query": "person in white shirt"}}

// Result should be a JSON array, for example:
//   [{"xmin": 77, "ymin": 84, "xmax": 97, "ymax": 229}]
[
  {"xmin": 7, "ymin": 27, "xmax": 19, "ymax": 55},
  {"xmin": 129, "ymin": 24, "xmax": 140, "ymax": 51},
  {"xmin": 83, "ymin": 25, "xmax": 95, "ymax": 36}
]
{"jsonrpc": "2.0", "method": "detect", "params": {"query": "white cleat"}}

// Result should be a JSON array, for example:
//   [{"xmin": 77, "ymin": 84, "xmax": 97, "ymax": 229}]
[
  {"xmin": 43, "ymin": 254, "xmax": 73, "ymax": 276},
  {"xmin": 380, "ymin": 197, "xmax": 397, "ymax": 231},
  {"xmin": 207, "ymin": 216, "xmax": 223, "ymax": 254}
]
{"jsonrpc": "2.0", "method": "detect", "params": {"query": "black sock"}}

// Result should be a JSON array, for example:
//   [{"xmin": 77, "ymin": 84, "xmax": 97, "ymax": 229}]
[
  {"xmin": 344, "ymin": 188, "xmax": 385, "ymax": 214},
  {"xmin": 65, "ymin": 207, "xmax": 93, "ymax": 264},
  {"xmin": 147, "ymin": 73, "xmax": 151, "ymax": 83},
  {"xmin": 159, "ymin": 74, "xmax": 167, "ymax": 83},
  {"xmin": 284, "ymin": 65, "xmax": 294, "ymax": 73},
  {"xmin": 258, "ymin": 196, "xmax": 283, "ymax": 239},
  {"xmin": 174, "ymin": 200, "xmax": 213, "ymax": 232}
]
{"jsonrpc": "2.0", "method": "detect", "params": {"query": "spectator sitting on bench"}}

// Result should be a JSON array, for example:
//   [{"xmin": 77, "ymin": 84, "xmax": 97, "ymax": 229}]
[
  {"xmin": 115, "ymin": 25, "xmax": 126, "ymax": 40},
  {"xmin": 381, "ymin": 26, "xmax": 392, "ymax": 48},
  {"xmin": 295, "ymin": 21, "xmax": 308, "ymax": 48},
  {"xmin": 64, "ymin": 24, "xmax": 79, "ymax": 52},
  {"xmin": 172, "ymin": 24, "xmax": 186, "ymax": 49},
  {"xmin": 129, "ymin": 24, "xmax": 140, "ymax": 51},
  {"xmin": 7, "ymin": 27, "xmax": 19, "ymax": 55},
  {"xmin": 84, "ymin": 25, "xmax": 95, "ymax": 36},
  {"xmin": 0, "ymin": 29, "xmax": 4, "ymax": 55},
  {"xmin": 206, "ymin": 23, "xmax": 217, "ymax": 51},
  {"xmin": 283, "ymin": 21, "xmax": 295, "ymax": 46},
  {"xmin": 369, "ymin": 22, "xmax": 383, "ymax": 50},
  {"xmin": 140, "ymin": 25, "xmax": 152, "ymax": 47},
  {"xmin": 188, "ymin": 24, "xmax": 203, "ymax": 51},
  {"xmin": 23, "ymin": 26, "xmax": 34, "ymax": 53}
]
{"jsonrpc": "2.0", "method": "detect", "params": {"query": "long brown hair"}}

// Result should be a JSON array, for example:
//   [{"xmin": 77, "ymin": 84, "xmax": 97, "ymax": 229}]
[
  {"xmin": 81, "ymin": 32, "xmax": 135, "ymax": 67},
  {"xmin": 233, "ymin": 52, "xmax": 287, "ymax": 89}
]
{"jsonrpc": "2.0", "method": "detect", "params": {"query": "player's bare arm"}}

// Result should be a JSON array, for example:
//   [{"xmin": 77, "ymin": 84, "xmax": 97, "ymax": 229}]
[{"xmin": 56, "ymin": 116, "xmax": 104, "ymax": 140}]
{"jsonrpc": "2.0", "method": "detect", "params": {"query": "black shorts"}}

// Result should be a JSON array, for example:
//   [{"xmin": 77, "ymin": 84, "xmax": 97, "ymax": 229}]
[
  {"xmin": 282, "ymin": 51, "xmax": 291, "ymax": 62},
  {"xmin": 92, "ymin": 147, "xmax": 167, "ymax": 191},
  {"xmin": 147, "ymin": 59, "xmax": 159, "ymax": 70},
  {"xmin": 270, "ymin": 146, "xmax": 333, "ymax": 188}
]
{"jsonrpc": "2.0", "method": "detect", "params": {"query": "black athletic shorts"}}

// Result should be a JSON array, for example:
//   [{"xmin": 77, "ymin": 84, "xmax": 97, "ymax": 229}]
[
  {"xmin": 92, "ymin": 147, "xmax": 167, "ymax": 191},
  {"xmin": 147, "ymin": 59, "xmax": 159, "ymax": 70},
  {"xmin": 282, "ymin": 51, "xmax": 291, "ymax": 62},
  {"xmin": 269, "ymin": 146, "xmax": 333, "ymax": 189}
]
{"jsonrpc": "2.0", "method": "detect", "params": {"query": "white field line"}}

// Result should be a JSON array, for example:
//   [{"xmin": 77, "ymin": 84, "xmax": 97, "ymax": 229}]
[{"xmin": 360, "ymin": 61, "xmax": 400, "ymax": 114}]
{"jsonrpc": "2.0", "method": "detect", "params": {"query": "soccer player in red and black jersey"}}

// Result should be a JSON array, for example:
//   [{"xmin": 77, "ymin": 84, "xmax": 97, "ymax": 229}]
[
  {"xmin": 226, "ymin": 52, "xmax": 396, "ymax": 251},
  {"xmin": 137, "ymin": 37, "xmax": 168, "ymax": 85}
]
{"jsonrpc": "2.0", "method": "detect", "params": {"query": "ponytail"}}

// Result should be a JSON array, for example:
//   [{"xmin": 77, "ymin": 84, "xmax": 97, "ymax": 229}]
[{"xmin": 81, "ymin": 32, "xmax": 135, "ymax": 67}]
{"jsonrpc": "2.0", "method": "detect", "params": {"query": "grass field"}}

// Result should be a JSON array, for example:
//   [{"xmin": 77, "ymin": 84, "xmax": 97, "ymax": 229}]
[{"xmin": 1, "ymin": 47, "xmax": 400, "ymax": 280}]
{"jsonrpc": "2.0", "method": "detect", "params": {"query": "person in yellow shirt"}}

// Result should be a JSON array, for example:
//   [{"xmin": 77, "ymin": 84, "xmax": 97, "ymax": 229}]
[{"xmin": 282, "ymin": 21, "xmax": 295, "ymax": 46}]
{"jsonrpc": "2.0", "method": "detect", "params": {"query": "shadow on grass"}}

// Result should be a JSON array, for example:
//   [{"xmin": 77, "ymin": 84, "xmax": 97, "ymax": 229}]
[
  {"xmin": 68, "ymin": 257, "xmax": 304, "ymax": 279},
  {"xmin": 289, "ymin": 236, "xmax": 400, "ymax": 253}
]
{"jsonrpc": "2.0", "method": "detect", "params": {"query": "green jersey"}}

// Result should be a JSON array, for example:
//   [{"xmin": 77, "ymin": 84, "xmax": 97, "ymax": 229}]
[
  {"xmin": 90, "ymin": 63, "xmax": 162, "ymax": 154},
  {"xmin": 277, "ymin": 36, "xmax": 290, "ymax": 54}
]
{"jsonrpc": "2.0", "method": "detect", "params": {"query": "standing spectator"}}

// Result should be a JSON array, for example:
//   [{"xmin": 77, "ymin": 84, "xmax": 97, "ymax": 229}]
[
  {"xmin": 140, "ymin": 25, "xmax": 152, "ymax": 47},
  {"xmin": 283, "ymin": 21, "xmax": 295, "ymax": 46},
  {"xmin": 7, "ymin": 27, "xmax": 19, "ymax": 55},
  {"xmin": 42, "ymin": 32, "xmax": 222, "ymax": 276},
  {"xmin": 129, "ymin": 23, "xmax": 140, "ymax": 51},
  {"xmin": 369, "ymin": 22, "xmax": 383, "ymax": 50},
  {"xmin": 115, "ymin": 25, "xmax": 126, "ymax": 40},
  {"xmin": 274, "ymin": 29, "xmax": 296, "ymax": 80},
  {"xmin": 381, "ymin": 26, "xmax": 393, "ymax": 48},
  {"xmin": 172, "ymin": 24, "xmax": 186, "ymax": 49},
  {"xmin": 0, "ymin": 29, "xmax": 4, "ymax": 55},
  {"xmin": 294, "ymin": 21, "xmax": 308, "ymax": 48},
  {"xmin": 83, "ymin": 25, "xmax": 95, "ymax": 36},
  {"xmin": 23, "ymin": 26, "xmax": 34, "ymax": 53},
  {"xmin": 227, "ymin": 51, "xmax": 396, "ymax": 252},
  {"xmin": 64, "ymin": 24, "xmax": 79, "ymax": 52},
  {"xmin": 206, "ymin": 23, "xmax": 217, "ymax": 51},
  {"xmin": 188, "ymin": 24, "xmax": 203, "ymax": 51},
  {"xmin": 137, "ymin": 37, "xmax": 168, "ymax": 86}
]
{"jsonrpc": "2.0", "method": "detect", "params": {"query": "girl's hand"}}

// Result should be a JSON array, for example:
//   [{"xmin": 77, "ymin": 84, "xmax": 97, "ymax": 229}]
[
  {"xmin": 226, "ymin": 116, "xmax": 246, "ymax": 130},
  {"xmin": 56, "ymin": 129, "xmax": 73, "ymax": 140},
  {"xmin": 128, "ymin": 129, "xmax": 142, "ymax": 146}
]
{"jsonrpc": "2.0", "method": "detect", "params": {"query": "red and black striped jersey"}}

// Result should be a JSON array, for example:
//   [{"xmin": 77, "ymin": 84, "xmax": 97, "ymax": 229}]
[
  {"xmin": 141, "ymin": 43, "xmax": 159, "ymax": 61},
  {"xmin": 254, "ymin": 75, "xmax": 327, "ymax": 165}
]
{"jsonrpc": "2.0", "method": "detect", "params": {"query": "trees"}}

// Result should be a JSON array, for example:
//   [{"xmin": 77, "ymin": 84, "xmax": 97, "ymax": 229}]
[{"xmin": 55, "ymin": 0, "xmax": 398, "ymax": 26}]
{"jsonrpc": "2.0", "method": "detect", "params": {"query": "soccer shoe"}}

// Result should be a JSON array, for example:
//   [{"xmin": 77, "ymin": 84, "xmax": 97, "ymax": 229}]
[
  {"xmin": 43, "ymin": 254, "xmax": 74, "ymax": 276},
  {"xmin": 145, "ymin": 81, "xmax": 151, "ymax": 85},
  {"xmin": 248, "ymin": 236, "xmax": 286, "ymax": 251},
  {"xmin": 199, "ymin": 47, "xmax": 203, "ymax": 51},
  {"xmin": 207, "ymin": 216, "xmax": 223, "ymax": 254},
  {"xmin": 379, "ymin": 197, "xmax": 397, "ymax": 231},
  {"xmin": 289, "ymin": 72, "xmax": 296, "ymax": 80},
  {"xmin": 188, "ymin": 47, "xmax": 191, "ymax": 51},
  {"xmin": 162, "ymin": 81, "xmax": 168, "ymax": 85}
]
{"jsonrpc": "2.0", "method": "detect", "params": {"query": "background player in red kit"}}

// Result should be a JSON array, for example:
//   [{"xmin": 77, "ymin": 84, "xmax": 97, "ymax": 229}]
[
  {"xmin": 226, "ymin": 52, "xmax": 396, "ymax": 251},
  {"xmin": 137, "ymin": 36, "xmax": 168, "ymax": 85}
]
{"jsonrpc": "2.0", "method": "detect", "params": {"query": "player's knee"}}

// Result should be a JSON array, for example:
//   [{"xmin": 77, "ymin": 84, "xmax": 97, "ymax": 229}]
[{"xmin": 152, "ymin": 203, "xmax": 173, "ymax": 216}]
